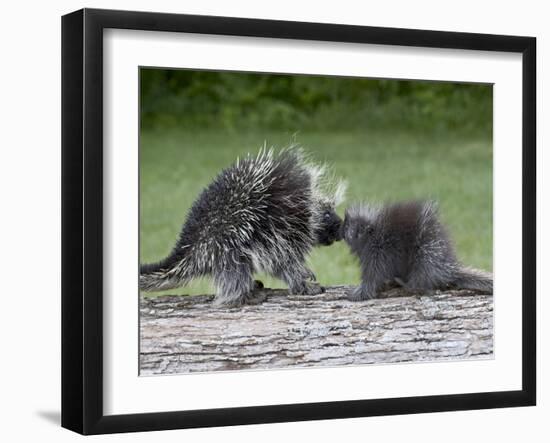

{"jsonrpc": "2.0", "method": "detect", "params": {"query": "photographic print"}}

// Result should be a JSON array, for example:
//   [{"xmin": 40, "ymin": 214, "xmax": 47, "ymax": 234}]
[
  {"xmin": 62, "ymin": 8, "xmax": 535, "ymax": 434},
  {"xmin": 138, "ymin": 68, "xmax": 493, "ymax": 375}
]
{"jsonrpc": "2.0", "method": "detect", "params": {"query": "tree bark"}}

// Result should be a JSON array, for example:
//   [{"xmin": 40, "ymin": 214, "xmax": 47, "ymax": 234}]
[{"xmin": 140, "ymin": 285, "xmax": 493, "ymax": 375}]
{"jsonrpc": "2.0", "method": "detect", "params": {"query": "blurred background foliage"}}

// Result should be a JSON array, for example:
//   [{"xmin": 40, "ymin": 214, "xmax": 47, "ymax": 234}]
[
  {"xmin": 141, "ymin": 69, "xmax": 492, "ymax": 134},
  {"xmin": 140, "ymin": 68, "xmax": 493, "ymax": 297}
]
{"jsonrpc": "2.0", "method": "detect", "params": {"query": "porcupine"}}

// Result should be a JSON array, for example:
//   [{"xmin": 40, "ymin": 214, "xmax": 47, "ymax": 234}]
[
  {"xmin": 140, "ymin": 145, "xmax": 346, "ymax": 307},
  {"xmin": 342, "ymin": 200, "xmax": 493, "ymax": 301}
]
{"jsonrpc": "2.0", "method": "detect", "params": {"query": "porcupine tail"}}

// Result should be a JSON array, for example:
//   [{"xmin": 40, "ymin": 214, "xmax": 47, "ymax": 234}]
[
  {"xmin": 452, "ymin": 266, "xmax": 493, "ymax": 293},
  {"xmin": 139, "ymin": 249, "xmax": 191, "ymax": 292}
]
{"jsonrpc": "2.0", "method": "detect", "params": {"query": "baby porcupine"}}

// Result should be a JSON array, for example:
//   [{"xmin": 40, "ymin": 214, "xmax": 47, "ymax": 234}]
[
  {"xmin": 342, "ymin": 200, "xmax": 493, "ymax": 301},
  {"xmin": 140, "ymin": 146, "xmax": 346, "ymax": 307}
]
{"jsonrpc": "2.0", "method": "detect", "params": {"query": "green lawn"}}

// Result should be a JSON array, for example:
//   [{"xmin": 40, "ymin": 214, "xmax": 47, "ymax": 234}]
[{"xmin": 140, "ymin": 128, "xmax": 492, "ymax": 296}]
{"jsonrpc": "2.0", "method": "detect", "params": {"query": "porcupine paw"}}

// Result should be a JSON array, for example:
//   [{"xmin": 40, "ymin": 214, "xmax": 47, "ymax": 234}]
[
  {"xmin": 400, "ymin": 281, "xmax": 438, "ymax": 296},
  {"xmin": 253, "ymin": 280, "xmax": 264, "ymax": 290},
  {"xmin": 293, "ymin": 281, "xmax": 325, "ymax": 295},
  {"xmin": 244, "ymin": 291, "xmax": 268, "ymax": 305},
  {"xmin": 213, "ymin": 291, "xmax": 267, "ymax": 308},
  {"xmin": 380, "ymin": 278, "xmax": 402, "ymax": 291},
  {"xmin": 347, "ymin": 286, "xmax": 376, "ymax": 301},
  {"xmin": 304, "ymin": 269, "xmax": 317, "ymax": 282},
  {"xmin": 393, "ymin": 277, "xmax": 407, "ymax": 288}
]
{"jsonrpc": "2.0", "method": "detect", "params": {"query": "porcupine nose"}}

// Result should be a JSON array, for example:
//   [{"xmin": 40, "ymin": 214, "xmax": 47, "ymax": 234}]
[
  {"xmin": 333, "ymin": 219, "xmax": 343, "ymax": 242},
  {"xmin": 335, "ymin": 218, "xmax": 345, "ymax": 241}
]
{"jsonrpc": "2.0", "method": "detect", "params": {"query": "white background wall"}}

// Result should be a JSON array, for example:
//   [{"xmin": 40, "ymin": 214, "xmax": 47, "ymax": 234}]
[{"xmin": 0, "ymin": 1, "xmax": 546, "ymax": 441}]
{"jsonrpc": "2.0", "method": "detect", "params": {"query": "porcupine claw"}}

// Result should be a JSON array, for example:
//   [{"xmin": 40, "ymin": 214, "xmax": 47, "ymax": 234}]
[
  {"xmin": 305, "ymin": 270, "xmax": 317, "ymax": 281},
  {"xmin": 299, "ymin": 281, "xmax": 325, "ymax": 295}
]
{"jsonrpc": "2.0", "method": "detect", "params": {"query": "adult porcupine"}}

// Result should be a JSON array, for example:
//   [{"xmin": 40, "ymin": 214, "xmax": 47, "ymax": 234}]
[
  {"xmin": 140, "ymin": 146, "xmax": 346, "ymax": 307},
  {"xmin": 342, "ymin": 200, "xmax": 493, "ymax": 301}
]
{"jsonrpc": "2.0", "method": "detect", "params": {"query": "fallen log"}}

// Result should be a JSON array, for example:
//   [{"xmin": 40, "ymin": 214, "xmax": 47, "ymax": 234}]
[{"xmin": 139, "ymin": 285, "xmax": 493, "ymax": 375}]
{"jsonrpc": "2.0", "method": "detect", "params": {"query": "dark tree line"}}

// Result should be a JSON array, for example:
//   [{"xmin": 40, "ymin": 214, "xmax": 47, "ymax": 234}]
[{"xmin": 140, "ymin": 68, "xmax": 492, "ymax": 133}]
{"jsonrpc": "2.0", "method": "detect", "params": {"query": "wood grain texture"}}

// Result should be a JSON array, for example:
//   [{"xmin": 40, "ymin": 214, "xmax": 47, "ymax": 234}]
[{"xmin": 139, "ymin": 286, "xmax": 493, "ymax": 375}]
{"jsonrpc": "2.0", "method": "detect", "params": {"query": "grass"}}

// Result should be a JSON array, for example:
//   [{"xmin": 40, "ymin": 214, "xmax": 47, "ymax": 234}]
[{"xmin": 140, "ymin": 128, "xmax": 492, "ymax": 297}]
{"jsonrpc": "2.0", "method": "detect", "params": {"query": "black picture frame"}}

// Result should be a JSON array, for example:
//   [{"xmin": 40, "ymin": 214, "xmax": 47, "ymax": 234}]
[{"xmin": 61, "ymin": 8, "xmax": 536, "ymax": 435}]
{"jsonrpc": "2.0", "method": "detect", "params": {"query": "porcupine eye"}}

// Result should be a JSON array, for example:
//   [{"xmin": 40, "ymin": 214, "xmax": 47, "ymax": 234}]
[{"xmin": 357, "ymin": 223, "xmax": 370, "ymax": 238}]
